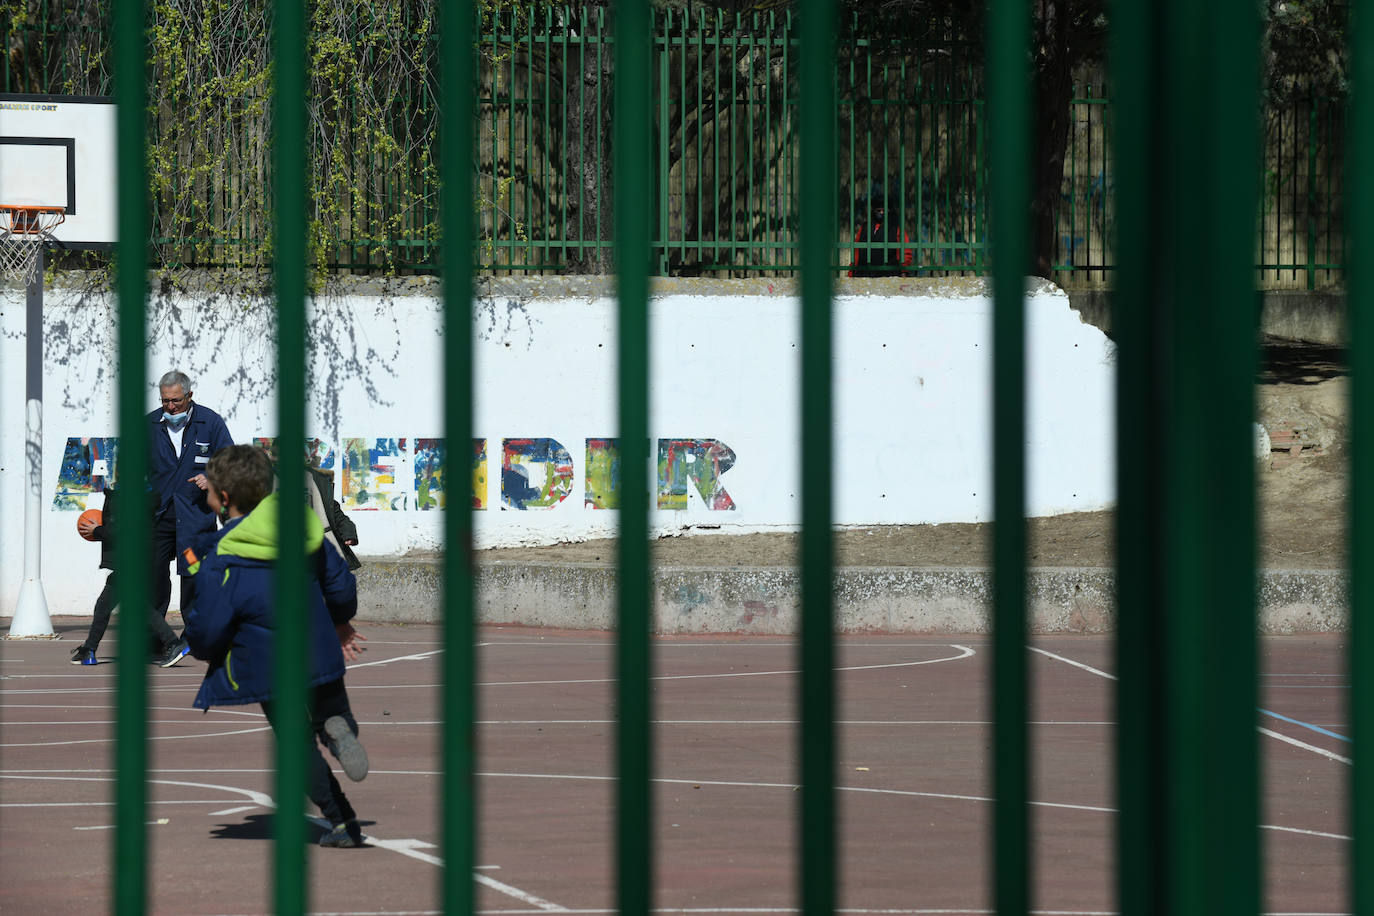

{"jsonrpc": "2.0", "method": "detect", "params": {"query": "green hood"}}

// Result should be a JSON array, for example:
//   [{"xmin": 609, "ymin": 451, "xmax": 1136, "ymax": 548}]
[{"xmin": 216, "ymin": 492, "xmax": 325, "ymax": 561}]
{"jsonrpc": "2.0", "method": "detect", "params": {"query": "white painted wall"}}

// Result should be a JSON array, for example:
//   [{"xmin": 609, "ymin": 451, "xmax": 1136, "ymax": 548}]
[{"xmin": 0, "ymin": 278, "xmax": 1115, "ymax": 616}]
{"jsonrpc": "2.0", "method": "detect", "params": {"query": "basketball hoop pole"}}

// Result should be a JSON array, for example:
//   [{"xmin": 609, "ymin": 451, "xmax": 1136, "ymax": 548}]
[{"xmin": 8, "ymin": 245, "xmax": 54, "ymax": 638}]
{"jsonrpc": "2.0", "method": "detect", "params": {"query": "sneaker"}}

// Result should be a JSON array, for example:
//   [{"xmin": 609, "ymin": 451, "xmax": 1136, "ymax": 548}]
[
  {"xmin": 157, "ymin": 637, "xmax": 190, "ymax": 668},
  {"xmin": 70, "ymin": 646, "xmax": 97, "ymax": 666},
  {"xmin": 318, "ymin": 819, "xmax": 364, "ymax": 848},
  {"xmin": 323, "ymin": 716, "xmax": 369, "ymax": 782}
]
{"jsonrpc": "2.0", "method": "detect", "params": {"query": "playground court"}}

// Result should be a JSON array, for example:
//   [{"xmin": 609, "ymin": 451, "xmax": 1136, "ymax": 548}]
[{"xmin": 0, "ymin": 620, "xmax": 1352, "ymax": 915}]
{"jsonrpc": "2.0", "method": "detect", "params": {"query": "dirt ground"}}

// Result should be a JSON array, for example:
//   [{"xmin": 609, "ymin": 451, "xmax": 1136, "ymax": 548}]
[{"xmin": 492, "ymin": 340, "xmax": 1349, "ymax": 572}]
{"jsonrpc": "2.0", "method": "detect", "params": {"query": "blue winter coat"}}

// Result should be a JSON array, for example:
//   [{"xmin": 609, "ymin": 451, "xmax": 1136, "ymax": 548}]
[
  {"xmin": 146, "ymin": 403, "xmax": 234, "ymax": 573},
  {"xmin": 183, "ymin": 493, "xmax": 359, "ymax": 711}
]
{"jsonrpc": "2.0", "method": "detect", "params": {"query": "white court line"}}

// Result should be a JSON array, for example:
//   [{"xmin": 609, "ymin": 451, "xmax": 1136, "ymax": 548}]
[
  {"xmin": 1028, "ymin": 647, "xmax": 1115, "ymax": 681},
  {"xmin": 2, "ymin": 766, "xmax": 1353, "ymax": 913},
  {"xmin": 302, "ymin": 814, "xmax": 569, "ymax": 910},
  {"xmin": 466, "ymin": 645, "xmax": 976, "ymax": 688},
  {"xmin": 339, "ymin": 646, "xmax": 977, "ymax": 691},
  {"xmin": 466, "ymin": 911, "xmax": 1154, "ymax": 916},
  {"xmin": 3, "ymin": 768, "xmax": 292, "ymax": 776},
  {"xmin": 1, "ymin": 770, "xmax": 568, "ymax": 910},
  {"xmin": 1028, "ymin": 646, "xmax": 1354, "ymax": 766},
  {"xmin": 338, "ymin": 639, "xmax": 480, "ymax": 646},
  {"xmin": 195, "ymin": 909, "xmax": 1353, "ymax": 916},
  {"xmin": 0, "ymin": 705, "xmax": 268, "ymax": 726},
  {"xmin": 347, "ymin": 650, "xmax": 445, "ymax": 670},
  {"xmin": 0, "ymin": 773, "xmax": 276, "ymax": 811},
  {"xmin": 1258, "ymin": 727, "xmax": 1351, "ymax": 765},
  {"xmin": 3, "ymin": 720, "xmax": 157, "ymax": 726},
  {"xmin": 0, "ymin": 687, "xmax": 205, "ymax": 695},
  {"xmin": 0, "ymin": 724, "xmax": 271, "ymax": 749},
  {"xmin": 1266, "ymin": 823, "xmax": 1352, "ymax": 841},
  {"xmin": 460, "ymin": 911, "xmax": 1107, "ymax": 916},
  {"xmin": 355, "ymin": 719, "xmax": 1112, "ymax": 727},
  {"xmin": 479, "ymin": 640, "xmax": 981, "ymax": 648},
  {"xmin": 473, "ymin": 873, "xmax": 569, "ymax": 911},
  {"xmin": 1, "ymin": 801, "xmax": 255, "ymax": 809},
  {"xmin": 338, "ymin": 644, "xmax": 975, "ymax": 687},
  {"xmin": 446, "ymin": 771, "xmax": 1345, "ymax": 842},
  {"xmin": 3, "ymin": 720, "xmax": 263, "ymax": 726},
  {"xmin": 209, "ymin": 805, "xmax": 259, "ymax": 816}
]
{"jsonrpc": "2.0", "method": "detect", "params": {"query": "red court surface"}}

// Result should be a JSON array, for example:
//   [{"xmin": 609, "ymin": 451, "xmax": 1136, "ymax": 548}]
[{"xmin": 0, "ymin": 621, "xmax": 1352, "ymax": 915}]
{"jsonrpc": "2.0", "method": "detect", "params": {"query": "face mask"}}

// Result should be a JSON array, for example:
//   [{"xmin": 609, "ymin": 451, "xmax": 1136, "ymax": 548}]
[{"xmin": 163, "ymin": 410, "xmax": 190, "ymax": 431}]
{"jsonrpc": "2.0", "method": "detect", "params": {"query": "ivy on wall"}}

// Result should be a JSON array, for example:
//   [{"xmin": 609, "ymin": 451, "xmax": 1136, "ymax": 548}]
[{"xmin": 0, "ymin": 0, "xmax": 537, "ymax": 277}]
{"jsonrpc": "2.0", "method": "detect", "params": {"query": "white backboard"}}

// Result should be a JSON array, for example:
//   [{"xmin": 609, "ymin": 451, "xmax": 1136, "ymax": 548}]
[{"xmin": 0, "ymin": 95, "xmax": 116, "ymax": 249}]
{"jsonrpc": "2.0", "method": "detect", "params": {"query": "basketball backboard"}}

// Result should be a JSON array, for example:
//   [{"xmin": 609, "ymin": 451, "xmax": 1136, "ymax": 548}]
[{"xmin": 0, "ymin": 94, "xmax": 115, "ymax": 249}]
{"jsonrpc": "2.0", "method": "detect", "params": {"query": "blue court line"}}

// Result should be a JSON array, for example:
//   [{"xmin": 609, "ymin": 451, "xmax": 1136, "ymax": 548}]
[{"xmin": 1259, "ymin": 707, "xmax": 1351, "ymax": 743}]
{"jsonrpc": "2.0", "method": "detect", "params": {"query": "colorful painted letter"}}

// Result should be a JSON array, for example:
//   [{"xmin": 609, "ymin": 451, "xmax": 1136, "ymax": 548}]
[
  {"xmin": 52, "ymin": 437, "xmax": 119, "ymax": 510},
  {"xmin": 657, "ymin": 439, "xmax": 737, "ymax": 510},
  {"xmin": 502, "ymin": 438, "xmax": 574, "ymax": 510},
  {"xmin": 585, "ymin": 438, "xmax": 619, "ymax": 509},
  {"xmin": 343, "ymin": 437, "xmax": 408, "ymax": 510}
]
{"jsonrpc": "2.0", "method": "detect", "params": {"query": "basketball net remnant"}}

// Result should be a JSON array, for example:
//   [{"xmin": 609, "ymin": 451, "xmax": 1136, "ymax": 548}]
[{"xmin": 0, "ymin": 205, "xmax": 65, "ymax": 287}]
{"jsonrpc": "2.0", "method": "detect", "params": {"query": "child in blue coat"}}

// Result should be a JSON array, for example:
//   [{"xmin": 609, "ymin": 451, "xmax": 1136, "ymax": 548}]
[{"xmin": 183, "ymin": 444, "xmax": 370, "ymax": 848}]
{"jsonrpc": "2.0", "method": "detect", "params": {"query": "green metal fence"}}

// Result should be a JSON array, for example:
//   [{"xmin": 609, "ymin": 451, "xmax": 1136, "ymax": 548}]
[
  {"xmin": 2, "ymin": 5, "xmax": 1351, "ymax": 285},
  {"xmin": 100, "ymin": 0, "xmax": 1365, "ymax": 914}
]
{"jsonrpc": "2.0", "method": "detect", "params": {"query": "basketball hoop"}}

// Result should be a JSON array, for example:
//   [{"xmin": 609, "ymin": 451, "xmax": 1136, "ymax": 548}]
[{"xmin": 0, "ymin": 205, "xmax": 65, "ymax": 287}]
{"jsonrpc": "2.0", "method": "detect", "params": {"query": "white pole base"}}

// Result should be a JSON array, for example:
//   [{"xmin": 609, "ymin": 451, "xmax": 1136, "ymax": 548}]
[{"xmin": 6, "ymin": 577, "xmax": 55, "ymax": 638}]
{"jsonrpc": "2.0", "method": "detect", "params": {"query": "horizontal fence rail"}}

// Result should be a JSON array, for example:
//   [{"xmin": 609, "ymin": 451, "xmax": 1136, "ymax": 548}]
[{"xmin": 0, "ymin": 6, "xmax": 1347, "ymax": 286}]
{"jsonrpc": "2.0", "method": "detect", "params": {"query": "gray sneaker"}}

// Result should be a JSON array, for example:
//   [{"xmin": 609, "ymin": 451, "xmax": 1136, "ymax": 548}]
[
  {"xmin": 318, "ymin": 819, "xmax": 364, "ymax": 848},
  {"xmin": 323, "ymin": 715, "xmax": 369, "ymax": 782}
]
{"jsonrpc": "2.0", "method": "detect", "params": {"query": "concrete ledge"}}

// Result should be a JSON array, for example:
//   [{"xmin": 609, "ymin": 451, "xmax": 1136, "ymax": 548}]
[
  {"xmin": 1066, "ymin": 288, "xmax": 1348, "ymax": 347},
  {"xmin": 355, "ymin": 560, "xmax": 1348, "ymax": 634}
]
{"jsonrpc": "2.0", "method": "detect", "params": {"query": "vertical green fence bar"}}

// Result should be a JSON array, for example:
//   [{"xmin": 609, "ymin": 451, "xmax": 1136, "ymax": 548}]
[
  {"xmin": 113, "ymin": 0, "xmax": 150, "ymax": 912},
  {"xmin": 1349, "ymin": 0, "xmax": 1374, "ymax": 909},
  {"xmin": 273, "ymin": 0, "xmax": 310, "ymax": 910},
  {"xmin": 1114, "ymin": 1, "xmax": 1261, "ymax": 915},
  {"xmin": 1163, "ymin": 0, "xmax": 1214, "ymax": 900},
  {"xmin": 1109, "ymin": 0, "xmax": 1164, "ymax": 910},
  {"xmin": 440, "ymin": 0, "xmax": 478, "ymax": 912},
  {"xmin": 614, "ymin": 0, "xmax": 653, "ymax": 913},
  {"xmin": 1168, "ymin": 0, "xmax": 1261, "ymax": 912},
  {"xmin": 657, "ymin": 12, "xmax": 669, "ymax": 274},
  {"xmin": 1307, "ymin": 100, "xmax": 1318, "ymax": 290},
  {"xmin": 798, "ymin": 0, "xmax": 836, "ymax": 912},
  {"xmin": 1196, "ymin": 0, "xmax": 1261, "ymax": 907},
  {"xmin": 985, "ymin": 0, "xmax": 1030, "ymax": 911}
]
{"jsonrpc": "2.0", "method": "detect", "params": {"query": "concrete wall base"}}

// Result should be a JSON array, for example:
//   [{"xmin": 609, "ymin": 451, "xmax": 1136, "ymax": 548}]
[
  {"xmin": 1067, "ymin": 288, "xmax": 1346, "ymax": 346},
  {"xmin": 355, "ymin": 559, "xmax": 1348, "ymax": 634}
]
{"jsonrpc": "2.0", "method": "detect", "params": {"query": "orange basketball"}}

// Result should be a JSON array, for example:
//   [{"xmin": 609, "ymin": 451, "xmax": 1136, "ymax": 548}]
[{"xmin": 77, "ymin": 508, "xmax": 102, "ymax": 541}]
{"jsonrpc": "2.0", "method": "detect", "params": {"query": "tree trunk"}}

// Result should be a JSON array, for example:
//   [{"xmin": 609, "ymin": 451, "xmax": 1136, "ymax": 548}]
[
  {"xmin": 563, "ymin": 29, "xmax": 616, "ymax": 275},
  {"xmin": 1030, "ymin": 0, "xmax": 1074, "ymax": 280}
]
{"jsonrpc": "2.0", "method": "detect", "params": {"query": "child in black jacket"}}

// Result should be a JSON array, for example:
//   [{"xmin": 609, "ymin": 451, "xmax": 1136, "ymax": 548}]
[{"xmin": 71, "ymin": 486, "xmax": 188, "ymax": 667}]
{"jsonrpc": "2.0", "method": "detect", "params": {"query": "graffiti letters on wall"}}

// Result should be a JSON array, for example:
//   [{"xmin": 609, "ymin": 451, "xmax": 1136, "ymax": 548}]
[{"xmin": 52, "ymin": 435, "xmax": 737, "ymax": 512}]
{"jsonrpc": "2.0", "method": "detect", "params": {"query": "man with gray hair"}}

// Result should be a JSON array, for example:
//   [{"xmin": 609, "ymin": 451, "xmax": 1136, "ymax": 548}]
[{"xmin": 146, "ymin": 369, "xmax": 234, "ymax": 666}]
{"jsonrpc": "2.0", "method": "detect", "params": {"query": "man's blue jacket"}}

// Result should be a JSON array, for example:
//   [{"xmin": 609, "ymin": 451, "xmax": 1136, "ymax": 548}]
[
  {"xmin": 183, "ymin": 493, "xmax": 359, "ymax": 711},
  {"xmin": 146, "ymin": 403, "xmax": 234, "ymax": 573}
]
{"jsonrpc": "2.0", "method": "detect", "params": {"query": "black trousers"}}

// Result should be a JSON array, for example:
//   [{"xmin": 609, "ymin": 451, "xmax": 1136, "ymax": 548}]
[
  {"xmin": 260, "ymin": 678, "xmax": 359, "ymax": 826},
  {"xmin": 80, "ymin": 571, "xmax": 179, "ymax": 654},
  {"xmin": 152, "ymin": 510, "xmax": 196, "ymax": 626}
]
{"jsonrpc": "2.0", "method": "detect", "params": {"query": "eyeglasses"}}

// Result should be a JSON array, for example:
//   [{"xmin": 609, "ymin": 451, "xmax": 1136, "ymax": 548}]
[{"xmin": 161, "ymin": 394, "xmax": 190, "ymax": 407}]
